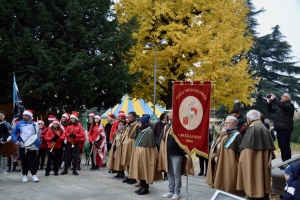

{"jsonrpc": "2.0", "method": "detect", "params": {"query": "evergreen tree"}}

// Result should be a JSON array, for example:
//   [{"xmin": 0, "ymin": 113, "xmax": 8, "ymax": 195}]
[
  {"xmin": 0, "ymin": 0, "xmax": 139, "ymax": 112},
  {"xmin": 249, "ymin": 25, "xmax": 300, "ymax": 117}
]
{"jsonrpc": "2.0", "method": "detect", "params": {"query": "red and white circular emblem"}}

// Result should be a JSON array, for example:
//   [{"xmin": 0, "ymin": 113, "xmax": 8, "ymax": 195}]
[{"xmin": 178, "ymin": 96, "xmax": 203, "ymax": 130}]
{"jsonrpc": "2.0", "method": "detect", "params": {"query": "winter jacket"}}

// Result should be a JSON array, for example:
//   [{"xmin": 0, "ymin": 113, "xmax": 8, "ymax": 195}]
[
  {"xmin": 39, "ymin": 127, "xmax": 48, "ymax": 148},
  {"xmin": 266, "ymin": 98, "xmax": 294, "ymax": 131},
  {"xmin": 65, "ymin": 123, "xmax": 85, "ymax": 144},
  {"xmin": 88, "ymin": 124, "xmax": 100, "ymax": 143},
  {"xmin": 45, "ymin": 128, "xmax": 65, "ymax": 149}
]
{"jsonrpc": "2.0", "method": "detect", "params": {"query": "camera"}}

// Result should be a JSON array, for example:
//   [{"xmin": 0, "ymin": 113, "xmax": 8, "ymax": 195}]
[{"xmin": 266, "ymin": 94, "xmax": 271, "ymax": 98}]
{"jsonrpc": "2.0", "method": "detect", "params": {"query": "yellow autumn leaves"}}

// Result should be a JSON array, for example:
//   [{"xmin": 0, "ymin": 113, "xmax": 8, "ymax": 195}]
[{"xmin": 114, "ymin": 0, "xmax": 259, "ymax": 109}]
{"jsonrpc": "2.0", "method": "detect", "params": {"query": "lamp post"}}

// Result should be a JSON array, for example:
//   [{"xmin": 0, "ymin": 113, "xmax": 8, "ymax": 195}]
[{"xmin": 144, "ymin": 39, "xmax": 169, "ymax": 115}]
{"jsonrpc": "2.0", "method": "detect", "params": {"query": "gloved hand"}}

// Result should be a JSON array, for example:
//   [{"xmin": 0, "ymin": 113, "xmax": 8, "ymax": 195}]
[
  {"xmin": 70, "ymin": 133, "xmax": 75, "ymax": 138},
  {"xmin": 52, "ymin": 137, "xmax": 57, "ymax": 142},
  {"xmin": 54, "ymin": 134, "xmax": 59, "ymax": 140},
  {"xmin": 72, "ymin": 133, "xmax": 76, "ymax": 138}
]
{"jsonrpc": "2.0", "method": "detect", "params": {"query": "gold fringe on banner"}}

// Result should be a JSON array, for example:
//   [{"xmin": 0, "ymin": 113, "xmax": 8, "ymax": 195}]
[{"xmin": 169, "ymin": 129, "xmax": 208, "ymax": 158}]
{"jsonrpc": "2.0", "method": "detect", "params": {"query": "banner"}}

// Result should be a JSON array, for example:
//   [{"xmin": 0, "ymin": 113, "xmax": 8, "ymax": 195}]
[
  {"xmin": 172, "ymin": 81, "xmax": 211, "ymax": 157},
  {"xmin": 13, "ymin": 75, "xmax": 25, "ymax": 121}
]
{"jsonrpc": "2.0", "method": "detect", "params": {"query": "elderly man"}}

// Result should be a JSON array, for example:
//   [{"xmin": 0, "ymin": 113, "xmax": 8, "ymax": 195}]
[
  {"xmin": 266, "ymin": 93, "xmax": 294, "ymax": 167},
  {"xmin": 237, "ymin": 110, "xmax": 275, "ymax": 200},
  {"xmin": 206, "ymin": 116, "xmax": 244, "ymax": 196}
]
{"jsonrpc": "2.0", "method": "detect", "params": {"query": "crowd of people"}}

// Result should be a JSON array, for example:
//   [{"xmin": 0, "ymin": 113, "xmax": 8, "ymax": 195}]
[{"xmin": 0, "ymin": 92, "xmax": 299, "ymax": 200}]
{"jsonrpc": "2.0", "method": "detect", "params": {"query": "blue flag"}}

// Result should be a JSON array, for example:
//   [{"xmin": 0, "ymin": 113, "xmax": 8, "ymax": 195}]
[{"xmin": 13, "ymin": 75, "xmax": 25, "ymax": 120}]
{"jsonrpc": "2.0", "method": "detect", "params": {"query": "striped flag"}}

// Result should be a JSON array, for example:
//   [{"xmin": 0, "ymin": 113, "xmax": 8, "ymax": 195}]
[{"xmin": 13, "ymin": 74, "xmax": 25, "ymax": 120}]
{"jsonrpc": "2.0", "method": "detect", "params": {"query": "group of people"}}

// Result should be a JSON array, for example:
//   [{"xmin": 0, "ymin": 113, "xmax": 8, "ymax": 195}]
[
  {"xmin": 107, "ymin": 110, "xmax": 192, "ymax": 199},
  {"xmin": 206, "ymin": 92, "xmax": 296, "ymax": 200},
  {"xmin": 0, "ymin": 91, "xmax": 297, "ymax": 200},
  {"xmin": 0, "ymin": 110, "xmax": 109, "ymax": 183}
]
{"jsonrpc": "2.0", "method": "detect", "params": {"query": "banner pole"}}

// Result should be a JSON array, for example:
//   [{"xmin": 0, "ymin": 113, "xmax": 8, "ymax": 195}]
[{"xmin": 186, "ymin": 158, "xmax": 189, "ymax": 199}]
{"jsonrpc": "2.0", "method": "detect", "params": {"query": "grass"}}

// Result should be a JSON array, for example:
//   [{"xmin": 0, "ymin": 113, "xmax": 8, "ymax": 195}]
[{"xmin": 273, "ymin": 140, "xmax": 300, "ymax": 156}]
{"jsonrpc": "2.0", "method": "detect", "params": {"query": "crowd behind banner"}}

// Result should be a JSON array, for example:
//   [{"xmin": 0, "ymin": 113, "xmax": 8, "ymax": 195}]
[{"xmin": 0, "ymin": 92, "xmax": 299, "ymax": 200}]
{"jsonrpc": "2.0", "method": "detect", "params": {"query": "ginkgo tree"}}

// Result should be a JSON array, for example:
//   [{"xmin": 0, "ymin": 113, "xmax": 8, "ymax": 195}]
[{"xmin": 115, "ymin": 0, "xmax": 259, "ymax": 109}]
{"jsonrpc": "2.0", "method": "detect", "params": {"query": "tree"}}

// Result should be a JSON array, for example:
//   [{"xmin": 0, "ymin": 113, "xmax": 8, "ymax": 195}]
[
  {"xmin": 0, "ymin": 0, "xmax": 139, "ymax": 112},
  {"xmin": 114, "ymin": 0, "xmax": 258, "ymax": 109},
  {"xmin": 249, "ymin": 25, "xmax": 300, "ymax": 117}
]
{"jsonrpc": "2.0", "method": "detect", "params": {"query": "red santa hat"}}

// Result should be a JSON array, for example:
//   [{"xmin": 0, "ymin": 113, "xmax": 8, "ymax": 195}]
[
  {"xmin": 89, "ymin": 112, "xmax": 95, "ymax": 117},
  {"xmin": 108, "ymin": 114, "xmax": 115, "ymax": 120},
  {"xmin": 52, "ymin": 119, "xmax": 61, "ymax": 124},
  {"xmin": 37, "ymin": 120, "xmax": 44, "ymax": 124},
  {"xmin": 48, "ymin": 114, "xmax": 56, "ymax": 121},
  {"xmin": 118, "ymin": 111, "xmax": 126, "ymax": 117},
  {"xmin": 23, "ymin": 110, "xmax": 34, "ymax": 119},
  {"xmin": 62, "ymin": 112, "xmax": 69, "ymax": 119},
  {"xmin": 94, "ymin": 115, "xmax": 101, "ymax": 119},
  {"xmin": 70, "ymin": 111, "xmax": 78, "ymax": 120}
]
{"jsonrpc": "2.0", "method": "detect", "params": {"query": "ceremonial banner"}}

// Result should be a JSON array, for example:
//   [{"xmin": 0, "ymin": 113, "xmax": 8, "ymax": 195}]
[{"xmin": 172, "ymin": 81, "xmax": 211, "ymax": 157}]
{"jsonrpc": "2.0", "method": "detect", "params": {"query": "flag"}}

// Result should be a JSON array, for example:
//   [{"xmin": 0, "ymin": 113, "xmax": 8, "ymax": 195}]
[
  {"xmin": 81, "ymin": 111, "xmax": 88, "ymax": 131},
  {"xmin": 172, "ymin": 81, "xmax": 212, "ymax": 157},
  {"xmin": 13, "ymin": 74, "xmax": 25, "ymax": 120}
]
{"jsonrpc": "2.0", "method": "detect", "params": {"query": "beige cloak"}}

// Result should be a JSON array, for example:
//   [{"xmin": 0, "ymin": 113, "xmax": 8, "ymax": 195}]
[
  {"xmin": 206, "ymin": 130, "xmax": 244, "ymax": 196},
  {"xmin": 107, "ymin": 129, "xmax": 124, "ymax": 171},
  {"xmin": 129, "ymin": 127, "xmax": 162, "ymax": 183},
  {"xmin": 120, "ymin": 121, "xmax": 139, "ymax": 167}
]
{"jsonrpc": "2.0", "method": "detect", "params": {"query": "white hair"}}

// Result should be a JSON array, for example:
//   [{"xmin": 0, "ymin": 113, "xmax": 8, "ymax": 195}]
[
  {"xmin": 284, "ymin": 93, "xmax": 291, "ymax": 100},
  {"xmin": 246, "ymin": 110, "xmax": 261, "ymax": 121},
  {"xmin": 226, "ymin": 116, "xmax": 238, "ymax": 126}
]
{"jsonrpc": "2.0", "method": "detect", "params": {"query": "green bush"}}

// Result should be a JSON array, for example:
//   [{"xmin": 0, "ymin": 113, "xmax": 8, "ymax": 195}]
[{"xmin": 292, "ymin": 120, "xmax": 300, "ymax": 143}]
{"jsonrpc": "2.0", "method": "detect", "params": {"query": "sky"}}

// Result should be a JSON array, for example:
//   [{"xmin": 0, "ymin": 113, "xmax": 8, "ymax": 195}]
[{"xmin": 252, "ymin": 0, "xmax": 300, "ymax": 62}]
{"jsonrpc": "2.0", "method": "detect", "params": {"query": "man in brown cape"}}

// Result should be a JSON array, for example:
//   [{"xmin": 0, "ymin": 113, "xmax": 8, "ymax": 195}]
[
  {"xmin": 237, "ymin": 110, "xmax": 275, "ymax": 200},
  {"xmin": 129, "ymin": 114, "xmax": 162, "ymax": 195},
  {"xmin": 206, "ymin": 116, "xmax": 244, "ymax": 196},
  {"xmin": 121, "ymin": 111, "xmax": 139, "ymax": 184}
]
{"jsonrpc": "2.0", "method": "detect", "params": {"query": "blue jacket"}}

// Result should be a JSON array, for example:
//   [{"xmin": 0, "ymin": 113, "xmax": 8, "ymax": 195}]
[
  {"xmin": 282, "ymin": 180, "xmax": 300, "ymax": 200},
  {"xmin": 11, "ymin": 120, "xmax": 40, "ymax": 149}
]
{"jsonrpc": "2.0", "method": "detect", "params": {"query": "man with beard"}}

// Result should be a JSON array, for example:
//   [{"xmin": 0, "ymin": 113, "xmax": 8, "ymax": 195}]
[
  {"xmin": 206, "ymin": 116, "xmax": 244, "ymax": 196},
  {"xmin": 120, "ymin": 111, "xmax": 139, "ymax": 185}
]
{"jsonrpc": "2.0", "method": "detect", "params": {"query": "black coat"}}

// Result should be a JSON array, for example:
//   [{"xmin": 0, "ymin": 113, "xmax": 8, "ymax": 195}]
[
  {"xmin": 266, "ymin": 98, "xmax": 294, "ymax": 131},
  {"xmin": 0, "ymin": 122, "xmax": 10, "ymax": 151}
]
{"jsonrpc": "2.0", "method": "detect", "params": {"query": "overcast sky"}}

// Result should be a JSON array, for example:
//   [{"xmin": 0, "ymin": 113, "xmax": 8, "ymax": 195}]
[{"xmin": 252, "ymin": 0, "xmax": 300, "ymax": 62}]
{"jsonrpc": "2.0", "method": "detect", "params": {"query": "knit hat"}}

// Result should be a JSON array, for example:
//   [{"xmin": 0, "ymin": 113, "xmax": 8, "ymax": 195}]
[
  {"xmin": 285, "ymin": 165, "xmax": 292, "ymax": 175},
  {"xmin": 118, "ymin": 111, "xmax": 126, "ymax": 117},
  {"xmin": 108, "ymin": 114, "xmax": 115, "ymax": 120},
  {"xmin": 139, "ymin": 114, "xmax": 150, "ymax": 125},
  {"xmin": 94, "ymin": 115, "xmax": 101, "ymax": 119},
  {"xmin": 70, "ymin": 111, "xmax": 78, "ymax": 120},
  {"xmin": 48, "ymin": 114, "xmax": 56, "ymax": 121},
  {"xmin": 89, "ymin": 112, "xmax": 95, "ymax": 117},
  {"xmin": 37, "ymin": 120, "xmax": 44, "ymax": 124},
  {"xmin": 237, "ymin": 119, "xmax": 247, "ymax": 127},
  {"xmin": 23, "ymin": 110, "xmax": 34, "ymax": 119},
  {"xmin": 62, "ymin": 112, "xmax": 69, "ymax": 119}
]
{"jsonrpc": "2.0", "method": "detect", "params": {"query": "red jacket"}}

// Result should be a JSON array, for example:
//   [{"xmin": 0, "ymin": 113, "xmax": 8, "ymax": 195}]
[
  {"xmin": 89, "ymin": 124, "xmax": 100, "ymax": 143},
  {"xmin": 45, "ymin": 128, "xmax": 65, "ymax": 149},
  {"xmin": 65, "ymin": 123, "xmax": 85, "ymax": 144},
  {"xmin": 39, "ymin": 126, "xmax": 48, "ymax": 149},
  {"xmin": 109, "ymin": 120, "xmax": 119, "ymax": 141}
]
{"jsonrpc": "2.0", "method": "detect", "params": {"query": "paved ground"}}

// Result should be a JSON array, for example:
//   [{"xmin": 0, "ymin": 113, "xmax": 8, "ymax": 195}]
[
  {"xmin": 1, "ymin": 154, "xmax": 296, "ymax": 200},
  {"xmin": 0, "ymin": 156, "xmax": 216, "ymax": 200}
]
